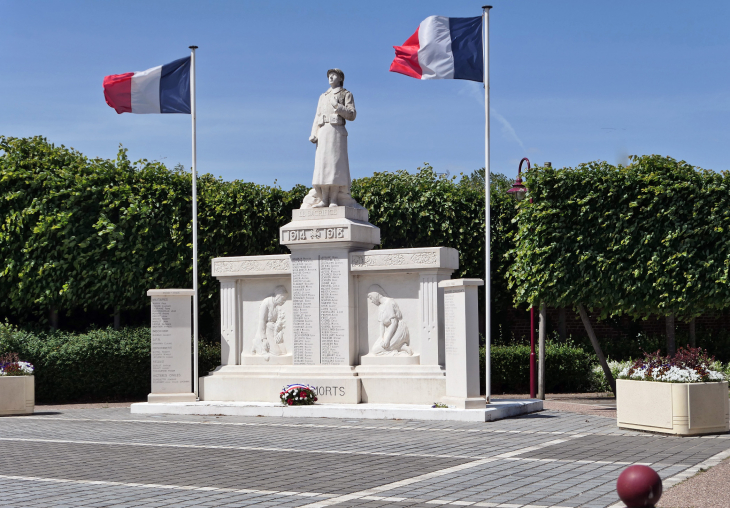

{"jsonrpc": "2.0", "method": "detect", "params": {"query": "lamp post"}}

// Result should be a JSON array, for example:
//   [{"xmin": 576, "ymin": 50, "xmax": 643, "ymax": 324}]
[{"xmin": 507, "ymin": 158, "xmax": 536, "ymax": 399}]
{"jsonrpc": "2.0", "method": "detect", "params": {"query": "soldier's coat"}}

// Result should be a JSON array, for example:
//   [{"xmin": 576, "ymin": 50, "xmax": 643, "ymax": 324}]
[{"xmin": 310, "ymin": 86, "xmax": 356, "ymax": 187}]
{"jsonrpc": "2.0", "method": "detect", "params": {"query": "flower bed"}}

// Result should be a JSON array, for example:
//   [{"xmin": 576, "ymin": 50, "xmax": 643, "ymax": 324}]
[
  {"xmin": 618, "ymin": 347, "xmax": 725, "ymax": 383},
  {"xmin": 0, "ymin": 353, "xmax": 35, "ymax": 415},
  {"xmin": 280, "ymin": 384, "xmax": 318, "ymax": 406},
  {"xmin": 616, "ymin": 348, "xmax": 729, "ymax": 435}
]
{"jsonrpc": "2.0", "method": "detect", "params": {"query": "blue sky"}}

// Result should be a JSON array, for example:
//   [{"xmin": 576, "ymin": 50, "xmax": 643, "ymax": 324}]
[{"xmin": 2, "ymin": 1, "xmax": 729, "ymax": 189}]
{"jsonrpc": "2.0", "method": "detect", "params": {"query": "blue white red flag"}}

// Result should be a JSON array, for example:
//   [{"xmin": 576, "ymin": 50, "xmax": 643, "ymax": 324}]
[
  {"xmin": 390, "ymin": 16, "xmax": 483, "ymax": 82},
  {"xmin": 103, "ymin": 57, "xmax": 191, "ymax": 114}
]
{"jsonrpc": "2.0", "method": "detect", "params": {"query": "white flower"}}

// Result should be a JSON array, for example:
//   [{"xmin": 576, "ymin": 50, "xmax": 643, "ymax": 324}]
[
  {"xmin": 619, "ymin": 365, "xmax": 724, "ymax": 383},
  {"xmin": 18, "ymin": 362, "xmax": 34, "ymax": 374}
]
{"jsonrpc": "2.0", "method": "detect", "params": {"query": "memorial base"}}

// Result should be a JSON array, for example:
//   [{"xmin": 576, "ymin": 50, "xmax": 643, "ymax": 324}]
[
  {"xmin": 148, "ymin": 393, "xmax": 197, "ymax": 403},
  {"xmin": 200, "ymin": 365, "xmax": 361, "ymax": 404},
  {"xmin": 240, "ymin": 354, "xmax": 293, "ymax": 365},
  {"xmin": 360, "ymin": 354, "xmax": 420, "ymax": 366},
  {"xmin": 441, "ymin": 396, "xmax": 486, "ymax": 410},
  {"xmin": 131, "ymin": 399, "xmax": 543, "ymax": 422},
  {"xmin": 355, "ymin": 365, "xmax": 445, "ymax": 405}
]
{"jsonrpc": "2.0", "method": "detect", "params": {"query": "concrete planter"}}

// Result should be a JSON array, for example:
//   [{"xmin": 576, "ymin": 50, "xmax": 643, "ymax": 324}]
[
  {"xmin": 617, "ymin": 379, "xmax": 729, "ymax": 435},
  {"xmin": 0, "ymin": 375, "xmax": 35, "ymax": 416}
]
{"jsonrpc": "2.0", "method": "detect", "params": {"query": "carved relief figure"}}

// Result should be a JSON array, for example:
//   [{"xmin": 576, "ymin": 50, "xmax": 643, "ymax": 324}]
[
  {"xmin": 305, "ymin": 68, "xmax": 358, "ymax": 209},
  {"xmin": 251, "ymin": 286, "xmax": 288, "ymax": 356},
  {"xmin": 367, "ymin": 285, "xmax": 413, "ymax": 356}
]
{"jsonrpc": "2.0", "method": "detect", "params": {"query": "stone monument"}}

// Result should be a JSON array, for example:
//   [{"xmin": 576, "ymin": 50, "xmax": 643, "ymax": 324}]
[
  {"xmin": 147, "ymin": 289, "xmax": 196, "ymax": 402},
  {"xmin": 439, "ymin": 279, "xmax": 484, "ymax": 409},
  {"xmin": 198, "ymin": 69, "xmax": 469, "ymax": 406}
]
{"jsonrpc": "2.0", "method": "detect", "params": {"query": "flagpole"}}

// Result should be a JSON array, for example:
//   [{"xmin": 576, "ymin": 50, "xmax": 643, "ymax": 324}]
[
  {"xmin": 482, "ymin": 5, "xmax": 492, "ymax": 405},
  {"xmin": 189, "ymin": 45, "xmax": 199, "ymax": 399}
]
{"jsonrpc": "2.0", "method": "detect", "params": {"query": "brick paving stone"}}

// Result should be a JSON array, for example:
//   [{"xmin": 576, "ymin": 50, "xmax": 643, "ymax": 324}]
[{"xmin": 0, "ymin": 408, "xmax": 728, "ymax": 507}]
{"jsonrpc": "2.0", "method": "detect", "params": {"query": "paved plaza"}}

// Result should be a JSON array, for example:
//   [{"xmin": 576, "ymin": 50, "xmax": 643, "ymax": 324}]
[{"xmin": 0, "ymin": 407, "xmax": 729, "ymax": 508}]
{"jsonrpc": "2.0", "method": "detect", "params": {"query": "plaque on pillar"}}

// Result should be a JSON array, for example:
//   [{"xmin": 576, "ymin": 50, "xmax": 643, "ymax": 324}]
[
  {"xmin": 291, "ymin": 249, "xmax": 351, "ymax": 365},
  {"xmin": 146, "ymin": 289, "xmax": 196, "ymax": 403},
  {"xmin": 282, "ymin": 199, "xmax": 380, "ymax": 369},
  {"xmin": 438, "ymin": 279, "xmax": 484, "ymax": 409}
]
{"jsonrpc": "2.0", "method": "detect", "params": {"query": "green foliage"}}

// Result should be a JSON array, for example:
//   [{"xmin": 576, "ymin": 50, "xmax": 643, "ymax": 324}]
[
  {"xmin": 0, "ymin": 136, "xmax": 306, "ymax": 333},
  {"xmin": 508, "ymin": 156, "xmax": 730, "ymax": 320},
  {"xmin": 590, "ymin": 360, "xmax": 633, "ymax": 392},
  {"xmin": 353, "ymin": 165, "xmax": 517, "ymax": 310},
  {"xmin": 0, "ymin": 323, "xmax": 220, "ymax": 402},
  {"xmin": 198, "ymin": 339, "xmax": 222, "ymax": 375},
  {"xmin": 480, "ymin": 340, "xmax": 596, "ymax": 394},
  {"xmin": 1, "ymin": 138, "xmax": 514, "ymax": 331}
]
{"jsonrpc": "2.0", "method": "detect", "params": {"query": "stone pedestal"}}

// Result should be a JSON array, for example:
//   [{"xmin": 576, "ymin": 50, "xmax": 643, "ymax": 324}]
[
  {"xmin": 147, "ymin": 289, "xmax": 197, "ymax": 403},
  {"xmin": 203, "ymin": 209, "xmax": 461, "ymax": 406},
  {"xmin": 438, "ymin": 279, "xmax": 484, "ymax": 409},
  {"xmin": 280, "ymin": 206, "xmax": 380, "ymax": 367}
]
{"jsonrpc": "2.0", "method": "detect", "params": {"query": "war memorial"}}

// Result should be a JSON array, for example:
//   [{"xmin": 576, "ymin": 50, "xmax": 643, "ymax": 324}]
[{"xmin": 131, "ymin": 68, "xmax": 540, "ymax": 421}]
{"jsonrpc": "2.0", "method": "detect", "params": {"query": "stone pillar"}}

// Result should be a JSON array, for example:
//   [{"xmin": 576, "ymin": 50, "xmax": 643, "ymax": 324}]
[
  {"xmin": 438, "ymin": 279, "xmax": 484, "ymax": 409},
  {"xmin": 280, "ymin": 206, "xmax": 379, "ymax": 367},
  {"xmin": 419, "ymin": 271, "xmax": 450, "ymax": 366},
  {"xmin": 219, "ymin": 278, "xmax": 238, "ymax": 366},
  {"xmin": 147, "ymin": 289, "xmax": 196, "ymax": 403}
]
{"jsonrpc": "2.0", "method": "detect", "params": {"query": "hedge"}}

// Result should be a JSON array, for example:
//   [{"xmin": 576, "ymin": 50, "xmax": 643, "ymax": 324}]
[
  {"xmin": 1, "ymin": 319, "xmax": 596, "ymax": 402},
  {"xmin": 480, "ymin": 341, "xmax": 597, "ymax": 394},
  {"xmin": 0, "ymin": 324, "xmax": 220, "ymax": 403},
  {"xmin": 0, "ymin": 136, "xmax": 515, "ymax": 336},
  {"xmin": 508, "ymin": 155, "xmax": 730, "ymax": 321}
]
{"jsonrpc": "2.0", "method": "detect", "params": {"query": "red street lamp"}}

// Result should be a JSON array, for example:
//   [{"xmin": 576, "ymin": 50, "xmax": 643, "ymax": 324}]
[
  {"xmin": 508, "ymin": 157, "xmax": 537, "ymax": 398},
  {"xmin": 507, "ymin": 157, "xmax": 529, "ymax": 201}
]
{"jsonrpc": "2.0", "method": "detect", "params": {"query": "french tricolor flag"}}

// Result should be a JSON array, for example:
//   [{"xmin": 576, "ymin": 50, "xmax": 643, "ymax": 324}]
[
  {"xmin": 390, "ymin": 16, "xmax": 483, "ymax": 82},
  {"xmin": 103, "ymin": 57, "xmax": 191, "ymax": 114}
]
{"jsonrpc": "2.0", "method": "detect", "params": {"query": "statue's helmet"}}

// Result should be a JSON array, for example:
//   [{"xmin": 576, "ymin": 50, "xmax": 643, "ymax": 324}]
[{"xmin": 327, "ymin": 68, "xmax": 345, "ymax": 86}]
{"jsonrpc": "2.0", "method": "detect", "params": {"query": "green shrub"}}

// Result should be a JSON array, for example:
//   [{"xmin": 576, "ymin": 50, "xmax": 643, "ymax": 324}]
[
  {"xmin": 0, "ymin": 323, "xmax": 220, "ymax": 403},
  {"xmin": 480, "ymin": 340, "xmax": 596, "ymax": 394},
  {"xmin": 0, "ymin": 137, "xmax": 514, "ymax": 336},
  {"xmin": 590, "ymin": 360, "xmax": 633, "ymax": 392},
  {"xmin": 508, "ymin": 156, "xmax": 730, "ymax": 320}
]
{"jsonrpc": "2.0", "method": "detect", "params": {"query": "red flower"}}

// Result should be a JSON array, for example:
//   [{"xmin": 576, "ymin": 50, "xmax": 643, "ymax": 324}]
[
  {"xmin": 288, "ymin": 399, "xmax": 293, "ymax": 405},
  {"xmin": 313, "ymin": 397, "xmax": 318, "ymax": 402}
]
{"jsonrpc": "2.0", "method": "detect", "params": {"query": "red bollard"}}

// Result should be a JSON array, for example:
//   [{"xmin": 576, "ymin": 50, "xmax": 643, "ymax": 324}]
[{"xmin": 616, "ymin": 465, "xmax": 663, "ymax": 507}]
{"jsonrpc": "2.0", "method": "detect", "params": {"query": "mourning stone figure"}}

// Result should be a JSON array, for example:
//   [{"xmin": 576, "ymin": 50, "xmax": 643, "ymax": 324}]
[
  {"xmin": 251, "ymin": 286, "xmax": 287, "ymax": 357},
  {"xmin": 307, "ymin": 68, "xmax": 357, "ymax": 208},
  {"xmin": 367, "ymin": 285, "xmax": 413, "ymax": 356}
]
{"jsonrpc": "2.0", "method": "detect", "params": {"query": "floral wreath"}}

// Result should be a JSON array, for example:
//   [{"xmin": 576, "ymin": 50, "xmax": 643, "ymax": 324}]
[{"xmin": 280, "ymin": 383, "xmax": 318, "ymax": 406}]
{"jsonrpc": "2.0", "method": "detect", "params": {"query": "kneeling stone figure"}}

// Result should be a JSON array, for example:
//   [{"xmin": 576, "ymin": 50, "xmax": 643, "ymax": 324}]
[
  {"xmin": 367, "ymin": 284, "xmax": 413, "ymax": 357},
  {"xmin": 251, "ymin": 286, "xmax": 288, "ymax": 357}
]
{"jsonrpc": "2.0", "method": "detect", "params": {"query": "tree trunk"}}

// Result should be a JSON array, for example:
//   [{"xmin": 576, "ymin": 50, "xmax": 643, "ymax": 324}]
[
  {"xmin": 49, "ymin": 307, "xmax": 59, "ymax": 331},
  {"xmin": 538, "ymin": 303, "xmax": 546, "ymax": 400},
  {"xmin": 577, "ymin": 304, "xmax": 616, "ymax": 395},
  {"xmin": 666, "ymin": 313, "xmax": 676, "ymax": 356},
  {"xmin": 689, "ymin": 318, "xmax": 696, "ymax": 348},
  {"xmin": 558, "ymin": 308, "xmax": 567, "ymax": 340}
]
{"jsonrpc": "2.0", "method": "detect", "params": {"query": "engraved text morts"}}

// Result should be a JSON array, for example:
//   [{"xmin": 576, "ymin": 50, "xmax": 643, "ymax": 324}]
[
  {"xmin": 146, "ymin": 289, "xmax": 196, "ymax": 403},
  {"xmin": 251, "ymin": 286, "xmax": 288, "ymax": 358}
]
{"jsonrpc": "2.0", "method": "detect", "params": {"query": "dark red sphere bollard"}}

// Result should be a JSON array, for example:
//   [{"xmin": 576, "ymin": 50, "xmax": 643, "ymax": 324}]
[{"xmin": 617, "ymin": 465, "xmax": 663, "ymax": 507}]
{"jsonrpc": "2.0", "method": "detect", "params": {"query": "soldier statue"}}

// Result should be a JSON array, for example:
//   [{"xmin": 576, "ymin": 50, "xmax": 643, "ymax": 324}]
[{"xmin": 307, "ymin": 68, "xmax": 357, "ymax": 208}]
